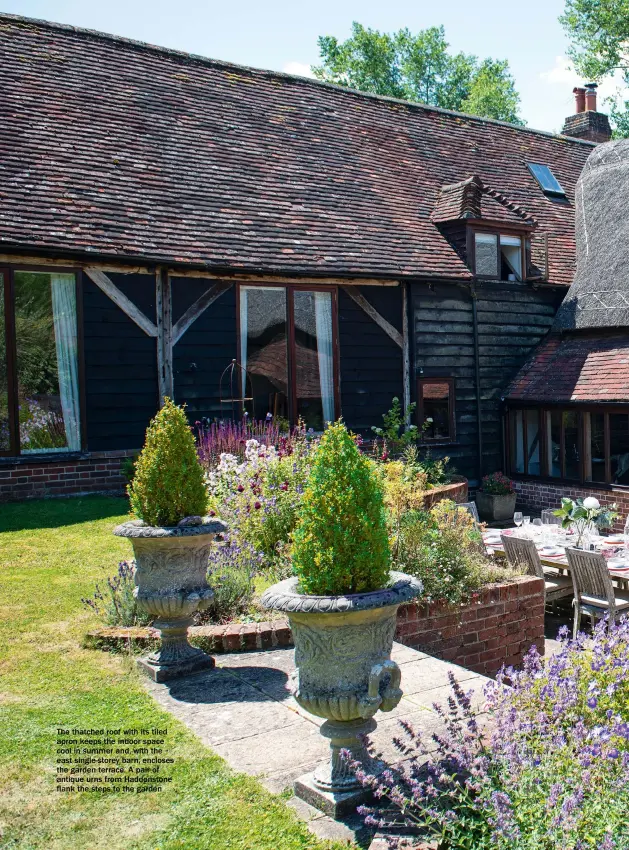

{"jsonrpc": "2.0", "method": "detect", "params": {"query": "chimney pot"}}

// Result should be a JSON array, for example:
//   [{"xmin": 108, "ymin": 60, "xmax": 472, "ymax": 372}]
[
  {"xmin": 585, "ymin": 83, "xmax": 598, "ymax": 112},
  {"xmin": 573, "ymin": 86, "xmax": 586, "ymax": 113}
]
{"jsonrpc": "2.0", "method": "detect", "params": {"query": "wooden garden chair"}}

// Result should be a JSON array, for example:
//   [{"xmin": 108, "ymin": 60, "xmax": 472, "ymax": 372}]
[
  {"xmin": 565, "ymin": 547, "xmax": 629, "ymax": 638},
  {"xmin": 501, "ymin": 534, "xmax": 572, "ymax": 609}
]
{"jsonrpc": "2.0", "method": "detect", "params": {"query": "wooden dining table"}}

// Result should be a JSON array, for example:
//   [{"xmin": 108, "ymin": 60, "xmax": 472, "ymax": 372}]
[{"xmin": 482, "ymin": 528, "xmax": 629, "ymax": 590}]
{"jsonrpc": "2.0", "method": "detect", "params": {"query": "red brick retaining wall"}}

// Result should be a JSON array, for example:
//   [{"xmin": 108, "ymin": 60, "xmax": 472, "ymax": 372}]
[
  {"xmin": 395, "ymin": 576, "xmax": 546, "ymax": 677},
  {"xmin": 0, "ymin": 449, "xmax": 134, "ymax": 501},
  {"xmin": 514, "ymin": 480, "xmax": 628, "ymax": 532},
  {"xmin": 422, "ymin": 476, "xmax": 468, "ymax": 509}
]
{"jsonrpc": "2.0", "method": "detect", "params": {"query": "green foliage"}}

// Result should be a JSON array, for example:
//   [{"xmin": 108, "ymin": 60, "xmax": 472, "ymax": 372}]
[
  {"xmin": 553, "ymin": 495, "xmax": 618, "ymax": 546},
  {"xmin": 129, "ymin": 398, "xmax": 208, "ymax": 527},
  {"xmin": 371, "ymin": 396, "xmax": 419, "ymax": 453},
  {"xmin": 392, "ymin": 500, "xmax": 518, "ymax": 606},
  {"xmin": 313, "ymin": 22, "xmax": 524, "ymax": 124},
  {"xmin": 292, "ymin": 421, "xmax": 390, "ymax": 595},
  {"xmin": 120, "ymin": 454, "xmax": 138, "ymax": 485},
  {"xmin": 561, "ymin": 0, "xmax": 629, "ymax": 137}
]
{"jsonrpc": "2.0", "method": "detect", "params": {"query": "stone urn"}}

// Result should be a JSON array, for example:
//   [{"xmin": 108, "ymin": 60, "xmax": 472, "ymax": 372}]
[
  {"xmin": 476, "ymin": 491, "xmax": 517, "ymax": 522},
  {"xmin": 114, "ymin": 518, "xmax": 226, "ymax": 682},
  {"xmin": 261, "ymin": 571, "xmax": 422, "ymax": 817}
]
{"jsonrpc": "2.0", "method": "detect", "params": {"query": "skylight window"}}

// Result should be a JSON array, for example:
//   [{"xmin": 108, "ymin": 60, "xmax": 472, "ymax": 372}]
[{"xmin": 527, "ymin": 163, "xmax": 566, "ymax": 197}]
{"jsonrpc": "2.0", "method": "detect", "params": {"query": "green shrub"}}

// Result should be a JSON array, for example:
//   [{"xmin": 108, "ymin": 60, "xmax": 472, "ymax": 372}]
[
  {"xmin": 129, "ymin": 398, "xmax": 208, "ymax": 527},
  {"xmin": 292, "ymin": 421, "xmax": 390, "ymax": 595}
]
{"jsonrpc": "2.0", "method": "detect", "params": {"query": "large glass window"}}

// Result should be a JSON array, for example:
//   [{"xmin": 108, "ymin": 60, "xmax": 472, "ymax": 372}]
[
  {"xmin": 0, "ymin": 269, "xmax": 81, "ymax": 456},
  {"xmin": 510, "ymin": 407, "xmax": 629, "ymax": 487},
  {"xmin": 239, "ymin": 286, "xmax": 336, "ymax": 431},
  {"xmin": 0, "ymin": 273, "xmax": 9, "ymax": 452}
]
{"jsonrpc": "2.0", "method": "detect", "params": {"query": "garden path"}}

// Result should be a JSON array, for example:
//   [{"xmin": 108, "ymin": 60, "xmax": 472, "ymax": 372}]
[{"xmin": 145, "ymin": 642, "xmax": 489, "ymax": 847}]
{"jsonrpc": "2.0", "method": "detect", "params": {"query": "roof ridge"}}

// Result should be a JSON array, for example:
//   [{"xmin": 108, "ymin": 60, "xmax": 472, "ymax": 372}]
[
  {"xmin": 0, "ymin": 11, "xmax": 597, "ymax": 147},
  {"xmin": 481, "ymin": 185, "xmax": 538, "ymax": 225}
]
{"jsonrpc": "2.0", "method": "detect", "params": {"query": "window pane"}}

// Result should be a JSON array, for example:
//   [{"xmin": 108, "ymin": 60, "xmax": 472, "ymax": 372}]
[
  {"xmin": 610, "ymin": 413, "xmax": 629, "ymax": 485},
  {"xmin": 564, "ymin": 410, "xmax": 580, "ymax": 479},
  {"xmin": 548, "ymin": 410, "xmax": 562, "ymax": 477},
  {"xmin": 475, "ymin": 233, "xmax": 498, "ymax": 277},
  {"xmin": 500, "ymin": 235, "xmax": 522, "ymax": 281},
  {"xmin": 589, "ymin": 412, "xmax": 606, "ymax": 483},
  {"xmin": 422, "ymin": 381, "xmax": 451, "ymax": 439},
  {"xmin": 511, "ymin": 410, "xmax": 524, "ymax": 473},
  {"xmin": 293, "ymin": 290, "xmax": 334, "ymax": 431},
  {"xmin": 14, "ymin": 272, "xmax": 80, "ymax": 453},
  {"xmin": 240, "ymin": 287, "xmax": 288, "ymax": 423},
  {"xmin": 0, "ymin": 274, "xmax": 10, "ymax": 452},
  {"xmin": 525, "ymin": 409, "xmax": 540, "ymax": 474}
]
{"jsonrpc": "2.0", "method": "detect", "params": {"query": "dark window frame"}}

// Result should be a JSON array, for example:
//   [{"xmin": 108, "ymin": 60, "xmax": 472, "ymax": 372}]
[
  {"xmin": 0, "ymin": 264, "xmax": 86, "ymax": 458},
  {"xmin": 235, "ymin": 282, "xmax": 341, "ymax": 428},
  {"xmin": 417, "ymin": 377, "xmax": 456, "ymax": 443},
  {"xmin": 506, "ymin": 403, "xmax": 629, "ymax": 489},
  {"xmin": 466, "ymin": 222, "xmax": 532, "ymax": 282}
]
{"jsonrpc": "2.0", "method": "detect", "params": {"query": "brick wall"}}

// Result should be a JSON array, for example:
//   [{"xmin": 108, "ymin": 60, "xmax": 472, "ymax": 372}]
[
  {"xmin": 0, "ymin": 450, "xmax": 134, "ymax": 501},
  {"xmin": 395, "ymin": 576, "xmax": 545, "ymax": 677},
  {"xmin": 514, "ymin": 480, "xmax": 629, "ymax": 532}
]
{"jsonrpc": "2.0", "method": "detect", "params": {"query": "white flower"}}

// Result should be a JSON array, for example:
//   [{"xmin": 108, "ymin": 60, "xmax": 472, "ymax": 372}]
[
  {"xmin": 425, "ymin": 417, "xmax": 433, "ymax": 423},
  {"xmin": 583, "ymin": 497, "xmax": 600, "ymax": 510}
]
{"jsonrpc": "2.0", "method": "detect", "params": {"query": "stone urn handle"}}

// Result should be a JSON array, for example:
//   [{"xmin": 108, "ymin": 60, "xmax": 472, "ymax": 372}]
[{"xmin": 359, "ymin": 659, "xmax": 403, "ymax": 718}]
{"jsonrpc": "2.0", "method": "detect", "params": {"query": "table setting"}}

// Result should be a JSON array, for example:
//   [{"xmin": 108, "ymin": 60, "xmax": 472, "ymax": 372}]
[{"xmin": 482, "ymin": 500, "xmax": 629, "ymax": 580}]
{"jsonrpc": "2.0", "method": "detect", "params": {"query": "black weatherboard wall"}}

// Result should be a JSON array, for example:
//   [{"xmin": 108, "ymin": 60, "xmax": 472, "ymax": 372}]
[
  {"xmin": 172, "ymin": 278, "xmax": 237, "ymax": 422},
  {"xmin": 83, "ymin": 273, "xmax": 158, "ymax": 451},
  {"xmin": 338, "ymin": 286, "xmax": 403, "ymax": 433},
  {"xmin": 412, "ymin": 282, "xmax": 562, "ymax": 483}
]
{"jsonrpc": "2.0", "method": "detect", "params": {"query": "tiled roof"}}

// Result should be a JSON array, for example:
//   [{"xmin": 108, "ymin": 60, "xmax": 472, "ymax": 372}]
[
  {"xmin": 0, "ymin": 14, "xmax": 593, "ymax": 282},
  {"xmin": 432, "ymin": 176, "xmax": 537, "ymax": 227},
  {"xmin": 506, "ymin": 334, "xmax": 629, "ymax": 403}
]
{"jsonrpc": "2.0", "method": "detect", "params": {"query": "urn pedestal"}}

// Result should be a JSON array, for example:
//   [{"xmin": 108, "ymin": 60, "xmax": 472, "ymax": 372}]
[
  {"xmin": 261, "ymin": 572, "xmax": 422, "ymax": 818},
  {"xmin": 114, "ymin": 519, "xmax": 226, "ymax": 682}
]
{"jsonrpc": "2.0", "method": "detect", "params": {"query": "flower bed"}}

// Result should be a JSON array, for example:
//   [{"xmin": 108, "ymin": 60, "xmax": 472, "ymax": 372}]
[{"xmin": 395, "ymin": 575, "xmax": 545, "ymax": 676}]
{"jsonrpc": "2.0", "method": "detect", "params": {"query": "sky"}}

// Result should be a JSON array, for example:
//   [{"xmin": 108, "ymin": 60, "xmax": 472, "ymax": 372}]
[{"xmin": 2, "ymin": 0, "xmax": 624, "ymax": 133}]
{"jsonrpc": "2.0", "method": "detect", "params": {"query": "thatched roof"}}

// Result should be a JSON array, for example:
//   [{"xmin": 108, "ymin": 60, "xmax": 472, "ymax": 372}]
[{"xmin": 555, "ymin": 139, "xmax": 629, "ymax": 330}]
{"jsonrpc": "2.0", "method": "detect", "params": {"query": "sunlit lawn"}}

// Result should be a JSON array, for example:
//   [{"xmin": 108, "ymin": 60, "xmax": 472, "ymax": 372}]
[{"xmin": 0, "ymin": 496, "xmax": 344, "ymax": 850}]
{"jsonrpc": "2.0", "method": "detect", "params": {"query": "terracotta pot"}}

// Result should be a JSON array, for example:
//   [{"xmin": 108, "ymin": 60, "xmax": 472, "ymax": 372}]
[
  {"xmin": 113, "ymin": 518, "xmax": 225, "ymax": 681},
  {"xmin": 261, "ymin": 572, "xmax": 421, "ymax": 814},
  {"xmin": 475, "ymin": 491, "xmax": 517, "ymax": 522}
]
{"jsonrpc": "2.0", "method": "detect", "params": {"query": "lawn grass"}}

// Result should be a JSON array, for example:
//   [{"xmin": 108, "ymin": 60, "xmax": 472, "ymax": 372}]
[{"xmin": 0, "ymin": 496, "xmax": 346, "ymax": 850}]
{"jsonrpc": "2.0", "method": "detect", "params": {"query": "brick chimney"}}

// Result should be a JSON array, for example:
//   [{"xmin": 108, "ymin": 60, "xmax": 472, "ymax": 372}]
[{"xmin": 562, "ymin": 83, "xmax": 612, "ymax": 143}]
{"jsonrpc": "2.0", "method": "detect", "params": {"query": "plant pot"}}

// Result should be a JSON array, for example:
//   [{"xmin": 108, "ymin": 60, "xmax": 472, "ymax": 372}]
[
  {"xmin": 261, "ymin": 571, "xmax": 422, "ymax": 818},
  {"xmin": 113, "ymin": 518, "xmax": 226, "ymax": 681},
  {"xmin": 475, "ymin": 491, "xmax": 517, "ymax": 523}
]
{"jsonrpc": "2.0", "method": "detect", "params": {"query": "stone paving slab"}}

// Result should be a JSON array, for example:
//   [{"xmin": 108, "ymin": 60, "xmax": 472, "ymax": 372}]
[{"xmin": 144, "ymin": 641, "xmax": 490, "ymax": 846}]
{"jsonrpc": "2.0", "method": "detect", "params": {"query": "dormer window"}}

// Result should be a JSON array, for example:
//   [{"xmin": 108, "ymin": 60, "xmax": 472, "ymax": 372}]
[{"xmin": 473, "ymin": 230, "xmax": 524, "ymax": 281}]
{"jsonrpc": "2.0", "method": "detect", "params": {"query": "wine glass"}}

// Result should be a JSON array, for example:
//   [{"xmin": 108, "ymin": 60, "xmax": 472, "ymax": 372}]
[
  {"xmin": 514, "ymin": 511, "xmax": 523, "ymax": 529},
  {"xmin": 522, "ymin": 516, "xmax": 531, "ymax": 538}
]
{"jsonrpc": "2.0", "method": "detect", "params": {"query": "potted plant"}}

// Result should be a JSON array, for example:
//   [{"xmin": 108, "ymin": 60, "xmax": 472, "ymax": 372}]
[
  {"xmin": 553, "ymin": 496, "xmax": 618, "ymax": 548},
  {"xmin": 114, "ymin": 398, "xmax": 225, "ymax": 682},
  {"xmin": 475, "ymin": 471, "xmax": 516, "ymax": 522},
  {"xmin": 261, "ymin": 422, "xmax": 422, "ymax": 818}
]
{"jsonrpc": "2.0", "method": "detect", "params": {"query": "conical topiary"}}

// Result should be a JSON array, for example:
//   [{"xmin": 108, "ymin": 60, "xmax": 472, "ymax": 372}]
[
  {"xmin": 129, "ymin": 398, "xmax": 208, "ymax": 527},
  {"xmin": 292, "ymin": 421, "xmax": 390, "ymax": 595}
]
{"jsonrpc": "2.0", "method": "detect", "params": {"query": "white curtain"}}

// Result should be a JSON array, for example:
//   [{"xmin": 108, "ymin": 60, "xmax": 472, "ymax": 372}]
[
  {"xmin": 239, "ymin": 288, "xmax": 248, "ymax": 400},
  {"xmin": 314, "ymin": 292, "xmax": 334, "ymax": 425},
  {"xmin": 51, "ymin": 274, "xmax": 81, "ymax": 451}
]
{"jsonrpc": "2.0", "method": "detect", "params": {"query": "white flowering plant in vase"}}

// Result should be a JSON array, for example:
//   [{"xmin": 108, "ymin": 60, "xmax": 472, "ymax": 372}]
[{"xmin": 553, "ymin": 497, "xmax": 618, "ymax": 548}]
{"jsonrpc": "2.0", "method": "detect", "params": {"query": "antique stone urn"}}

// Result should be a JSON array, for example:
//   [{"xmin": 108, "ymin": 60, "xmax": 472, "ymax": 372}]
[
  {"xmin": 261, "ymin": 571, "xmax": 422, "ymax": 817},
  {"xmin": 114, "ymin": 518, "xmax": 226, "ymax": 682}
]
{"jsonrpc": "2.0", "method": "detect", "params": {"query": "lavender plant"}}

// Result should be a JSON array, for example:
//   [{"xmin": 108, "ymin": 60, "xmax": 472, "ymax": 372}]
[
  {"xmin": 202, "ymin": 534, "xmax": 260, "ymax": 623},
  {"xmin": 19, "ymin": 397, "xmax": 66, "ymax": 450},
  {"xmin": 82, "ymin": 561, "xmax": 151, "ymax": 627},
  {"xmin": 346, "ymin": 618, "xmax": 629, "ymax": 849}
]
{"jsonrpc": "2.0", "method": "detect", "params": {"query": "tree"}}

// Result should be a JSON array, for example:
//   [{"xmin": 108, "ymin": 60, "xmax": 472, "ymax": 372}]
[
  {"xmin": 312, "ymin": 23, "xmax": 524, "ymax": 125},
  {"xmin": 561, "ymin": 0, "xmax": 629, "ymax": 137}
]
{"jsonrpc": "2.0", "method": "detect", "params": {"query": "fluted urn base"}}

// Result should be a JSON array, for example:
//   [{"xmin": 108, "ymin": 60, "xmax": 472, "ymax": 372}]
[{"xmin": 138, "ymin": 616, "xmax": 215, "ymax": 682}]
